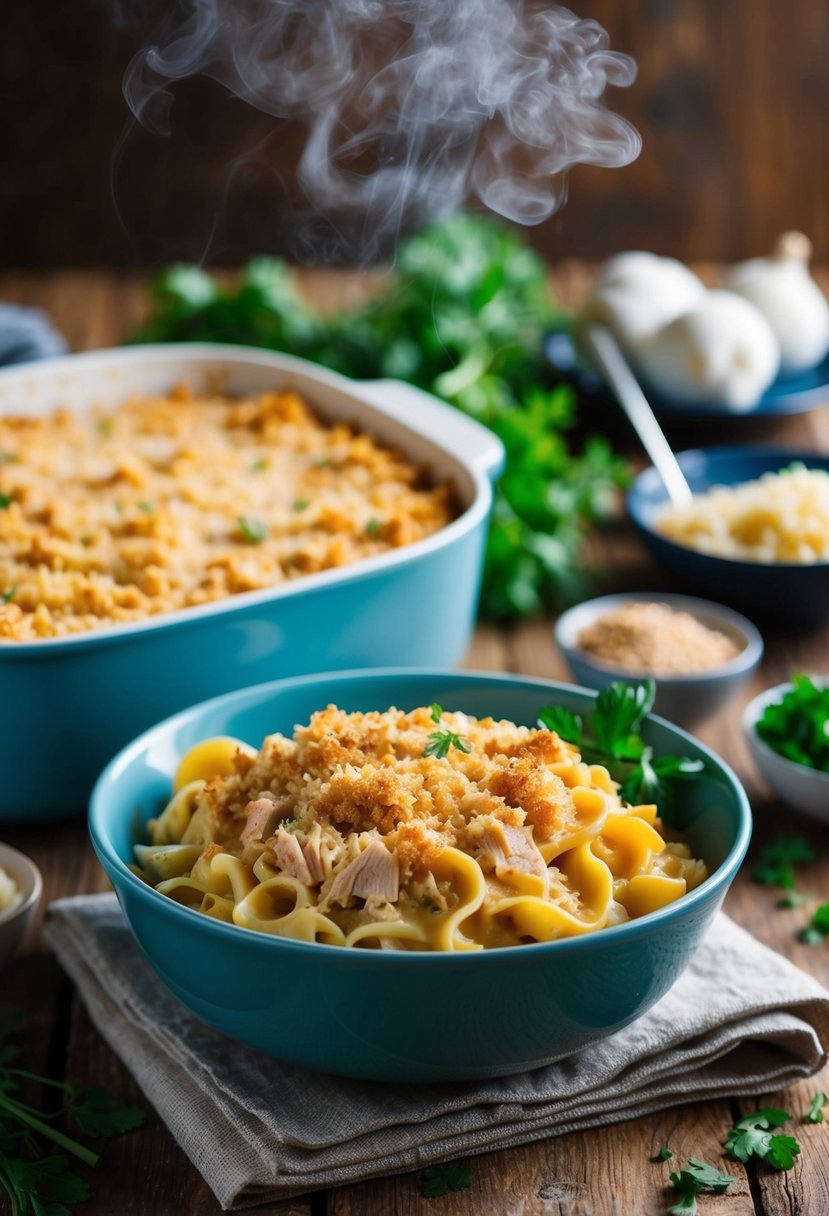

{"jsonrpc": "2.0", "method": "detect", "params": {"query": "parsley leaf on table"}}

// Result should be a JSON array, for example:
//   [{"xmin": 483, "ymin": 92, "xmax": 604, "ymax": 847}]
[
  {"xmin": 724, "ymin": 1107, "xmax": 801, "ymax": 1171},
  {"xmin": 134, "ymin": 212, "xmax": 630, "ymax": 620},
  {"xmin": 799, "ymin": 901, "xmax": 829, "ymax": 945},
  {"xmin": 538, "ymin": 681, "xmax": 703, "ymax": 813},
  {"xmin": 421, "ymin": 1162, "xmax": 471, "ymax": 1198},
  {"xmin": 67, "ymin": 1087, "xmax": 145, "ymax": 1138},
  {"xmin": 806, "ymin": 1092, "xmax": 828, "ymax": 1124},
  {"xmin": 752, "ymin": 835, "xmax": 815, "ymax": 890},
  {"xmin": 667, "ymin": 1157, "xmax": 737, "ymax": 1214}
]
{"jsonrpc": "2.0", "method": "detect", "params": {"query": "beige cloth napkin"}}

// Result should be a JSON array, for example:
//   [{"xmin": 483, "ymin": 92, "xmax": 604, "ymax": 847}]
[{"xmin": 45, "ymin": 893, "xmax": 829, "ymax": 1211}]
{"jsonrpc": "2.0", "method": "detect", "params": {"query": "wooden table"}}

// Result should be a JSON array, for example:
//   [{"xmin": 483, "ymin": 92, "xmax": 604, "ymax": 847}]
[{"xmin": 2, "ymin": 268, "xmax": 829, "ymax": 1215}]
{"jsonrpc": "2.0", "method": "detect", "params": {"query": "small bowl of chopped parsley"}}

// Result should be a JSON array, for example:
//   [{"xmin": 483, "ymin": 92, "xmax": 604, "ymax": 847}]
[{"xmin": 743, "ymin": 676, "xmax": 829, "ymax": 820}]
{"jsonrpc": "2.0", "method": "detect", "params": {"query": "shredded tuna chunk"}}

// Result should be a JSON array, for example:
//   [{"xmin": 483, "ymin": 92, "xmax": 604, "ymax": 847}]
[
  {"xmin": 471, "ymin": 818, "xmax": 549, "ymax": 889},
  {"xmin": 273, "ymin": 828, "xmax": 313, "ymax": 884},
  {"xmin": 240, "ymin": 797, "xmax": 285, "ymax": 846},
  {"xmin": 324, "ymin": 842, "xmax": 400, "ymax": 907}
]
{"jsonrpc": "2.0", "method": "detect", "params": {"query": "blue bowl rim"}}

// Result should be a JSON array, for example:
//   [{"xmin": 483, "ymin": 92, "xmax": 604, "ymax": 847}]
[
  {"xmin": 629, "ymin": 445, "xmax": 829, "ymax": 572},
  {"xmin": 554, "ymin": 591, "xmax": 764, "ymax": 687},
  {"xmin": 89, "ymin": 667, "xmax": 753, "ymax": 966}
]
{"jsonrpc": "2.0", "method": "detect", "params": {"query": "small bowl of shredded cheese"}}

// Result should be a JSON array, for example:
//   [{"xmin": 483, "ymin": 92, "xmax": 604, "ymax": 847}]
[
  {"xmin": 0, "ymin": 843, "xmax": 42, "ymax": 970},
  {"xmin": 628, "ymin": 448, "xmax": 829, "ymax": 626},
  {"xmin": 555, "ymin": 592, "xmax": 764, "ymax": 728}
]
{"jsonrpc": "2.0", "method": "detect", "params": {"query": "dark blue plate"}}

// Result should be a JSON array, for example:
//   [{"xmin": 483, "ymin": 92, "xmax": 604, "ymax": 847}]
[
  {"xmin": 545, "ymin": 332, "xmax": 829, "ymax": 418},
  {"xmin": 629, "ymin": 446, "xmax": 829, "ymax": 628}
]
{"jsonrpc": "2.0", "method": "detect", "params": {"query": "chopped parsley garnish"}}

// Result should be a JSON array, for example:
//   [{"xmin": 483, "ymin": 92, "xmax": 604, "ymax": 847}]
[
  {"xmin": 755, "ymin": 674, "xmax": 829, "ymax": 773},
  {"xmin": 237, "ymin": 514, "xmax": 268, "ymax": 544},
  {"xmin": 137, "ymin": 500, "xmax": 154, "ymax": 513},
  {"xmin": 667, "ymin": 1157, "xmax": 737, "ymax": 1214},
  {"xmin": 799, "ymin": 901, "xmax": 829, "ymax": 944},
  {"xmin": 778, "ymin": 890, "xmax": 809, "ymax": 909},
  {"xmin": 1, "ymin": 587, "xmax": 16, "ymax": 604},
  {"xmin": 752, "ymin": 835, "xmax": 815, "ymax": 890},
  {"xmin": 538, "ymin": 681, "xmax": 703, "ymax": 813},
  {"xmin": 250, "ymin": 457, "xmax": 269, "ymax": 473},
  {"xmin": 424, "ymin": 703, "xmax": 471, "ymax": 759},
  {"xmin": 96, "ymin": 416, "xmax": 113, "ymax": 436},
  {"xmin": 806, "ymin": 1092, "xmax": 828, "ymax": 1124},
  {"xmin": 79, "ymin": 535, "xmax": 93, "ymax": 548},
  {"xmin": 656, "ymin": 1146, "xmax": 673, "ymax": 1161},
  {"xmin": 0, "ymin": 1016, "xmax": 146, "ymax": 1214},
  {"xmin": 365, "ymin": 517, "xmax": 384, "ymax": 537},
  {"xmin": 724, "ymin": 1107, "xmax": 801, "ymax": 1170},
  {"xmin": 292, "ymin": 498, "xmax": 310, "ymax": 512},
  {"xmin": 0, "ymin": 451, "xmax": 16, "ymax": 465},
  {"xmin": 421, "ymin": 1162, "xmax": 471, "ymax": 1197},
  {"xmin": 312, "ymin": 457, "xmax": 332, "ymax": 469},
  {"xmin": 0, "ymin": 492, "xmax": 14, "ymax": 509}
]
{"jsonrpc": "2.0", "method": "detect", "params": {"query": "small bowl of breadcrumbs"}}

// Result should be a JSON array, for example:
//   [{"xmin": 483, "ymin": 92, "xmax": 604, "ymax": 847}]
[{"xmin": 554, "ymin": 592, "xmax": 763, "ymax": 730}]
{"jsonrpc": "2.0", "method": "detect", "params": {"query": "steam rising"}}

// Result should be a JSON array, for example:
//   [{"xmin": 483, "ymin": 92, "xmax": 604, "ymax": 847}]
[{"xmin": 122, "ymin": 0, "xmax": 640, "ymax": 254}]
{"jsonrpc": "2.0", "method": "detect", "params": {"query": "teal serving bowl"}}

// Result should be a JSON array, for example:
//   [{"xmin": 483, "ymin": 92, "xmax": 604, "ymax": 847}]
[
  {"xmin": 89, "ymin": 669, "xmax": 752, "ymax": 1082},
  {"xmin": 0, "ymin": 345, "xmax": 502, "ymax": 822}
]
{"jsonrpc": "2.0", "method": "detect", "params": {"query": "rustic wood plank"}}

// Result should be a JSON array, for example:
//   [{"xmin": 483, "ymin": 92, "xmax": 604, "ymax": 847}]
[{"xmin": 329, "ymin": 1103, "xmax": 755, "ymax": 1216}]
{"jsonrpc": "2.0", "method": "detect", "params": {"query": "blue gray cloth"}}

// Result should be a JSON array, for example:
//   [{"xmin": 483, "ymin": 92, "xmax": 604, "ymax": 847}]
[
  {"xmin": 0, "ymin": 303, "xmax": 67, "ymax": 365},
  {"xmin": 45, "ymin": 895, "xmax": 829, "ymax": 1211}
]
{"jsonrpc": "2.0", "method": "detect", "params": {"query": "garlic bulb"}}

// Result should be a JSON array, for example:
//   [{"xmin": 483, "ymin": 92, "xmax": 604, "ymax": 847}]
[
  {"xmin": 726, "ymin": 232, "xmax": 829, "ymax": 374},
  {"xmin": 581, "ymin": 252, "xmax": 706, "ymax": 353},
  {"xmin": 632, "ymin": 290, "xmax": 780, "ymax": 410}
]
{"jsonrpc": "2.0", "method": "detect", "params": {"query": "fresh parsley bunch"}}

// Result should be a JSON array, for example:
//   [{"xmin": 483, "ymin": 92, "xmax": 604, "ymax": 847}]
[
  {"xmin": 537, "ymin": 680, "xmax": 703, "ymax": 810},
  {"xmin": 134, "ymin": 213, "xmax": 628, "ymax": 619},
  {"xmin": 0, "ymin": 1018, "xmax": 145, "ymax": 1215}
]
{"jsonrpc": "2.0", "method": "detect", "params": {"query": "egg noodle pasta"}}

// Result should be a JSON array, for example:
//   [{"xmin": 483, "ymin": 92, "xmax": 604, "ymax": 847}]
[{"xmin": 133, "ymin": 706, "xmax": 708, "ymax": 952}]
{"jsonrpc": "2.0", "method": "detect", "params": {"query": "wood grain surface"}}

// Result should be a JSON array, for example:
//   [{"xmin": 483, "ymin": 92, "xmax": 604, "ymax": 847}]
[
  {"xmin": 4, "ymin": 0, "xmax": 829, "ymax": 266},
  {"xmin": 0, "ymin": 267, "xmax": 828, "ymax": 1215}
]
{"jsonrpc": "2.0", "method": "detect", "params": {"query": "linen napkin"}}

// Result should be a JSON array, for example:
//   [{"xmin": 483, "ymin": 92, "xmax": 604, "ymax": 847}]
[
  {"xmin": 0, "ymin": 302, "xmax": 67, "ymax": 365},
  {"xmin": 45, "ymin": 894, "xmax": 829, "ymax": 1211}
]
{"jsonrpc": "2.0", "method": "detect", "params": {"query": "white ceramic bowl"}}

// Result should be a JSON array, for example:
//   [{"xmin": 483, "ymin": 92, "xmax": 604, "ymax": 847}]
[
  {"xmin": 743, "ymin": 681, "xmax": 829, "ymax": 821},
  {"xmin": 0, "ymin": 843, "xmax": 42, "ymax": 969},
  {"xmin": 555, "ymin": 592, "xmax": 764, "ymax": 729}
]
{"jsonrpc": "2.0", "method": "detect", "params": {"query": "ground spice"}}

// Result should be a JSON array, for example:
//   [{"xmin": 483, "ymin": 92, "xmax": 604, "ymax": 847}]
[{"xmin": 576, "ymin": 601, "xmax": 741, "ymax": 676}]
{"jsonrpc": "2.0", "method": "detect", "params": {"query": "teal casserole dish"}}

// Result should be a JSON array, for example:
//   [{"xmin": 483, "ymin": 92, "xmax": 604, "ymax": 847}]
[
  {"xmin": 89, "ymin": 668, "xmax": 752, "ymax": 1083},
  {"xmin": 0, "ymin": 347, "xmax": 503, "ymax": 821}
]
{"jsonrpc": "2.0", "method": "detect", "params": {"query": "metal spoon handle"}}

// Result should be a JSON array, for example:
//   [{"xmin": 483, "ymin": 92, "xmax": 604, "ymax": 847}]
[{"xmin": 581, "ymin": 323, "xmax": 693, "ymax": 508}]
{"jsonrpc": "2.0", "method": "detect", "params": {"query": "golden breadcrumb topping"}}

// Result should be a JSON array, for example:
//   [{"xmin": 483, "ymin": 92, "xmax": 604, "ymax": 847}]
[
  {"xmin": 0, "ymin": 386, "xmax": 456, "ymax": 639},
  {"xmin": 201, "ymin": 705, "xmax": 581, "ymax": 885}
]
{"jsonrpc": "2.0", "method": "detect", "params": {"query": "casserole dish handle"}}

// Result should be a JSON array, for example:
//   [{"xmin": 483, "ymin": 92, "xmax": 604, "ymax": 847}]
[{"xmin": 360, "ymin": 379, "xmax": 504, "ymax": 480}]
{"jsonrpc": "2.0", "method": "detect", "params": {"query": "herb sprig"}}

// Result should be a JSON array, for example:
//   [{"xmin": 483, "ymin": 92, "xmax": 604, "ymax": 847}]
[
  {"xmin": 666, "ymin": 1158, "xmax": 737, "ymax": 1214},
  {"xmin": 134, "ymin": 213, "xmax": 629, "ymax": 619},
  {"xmin": 424, "ymin": 703, "xmax": 471, "ymax": 760},
  {"xmin": 752, "ymin": 835, "xmax": 816, "ymax": 890},
  {"xmin": 0, "ymin": 1018, "xmax": 146, "ymax": 1215},
  {"xmin": 538, "ymin": 681, "xmax": 703, "ymax": 810}
]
